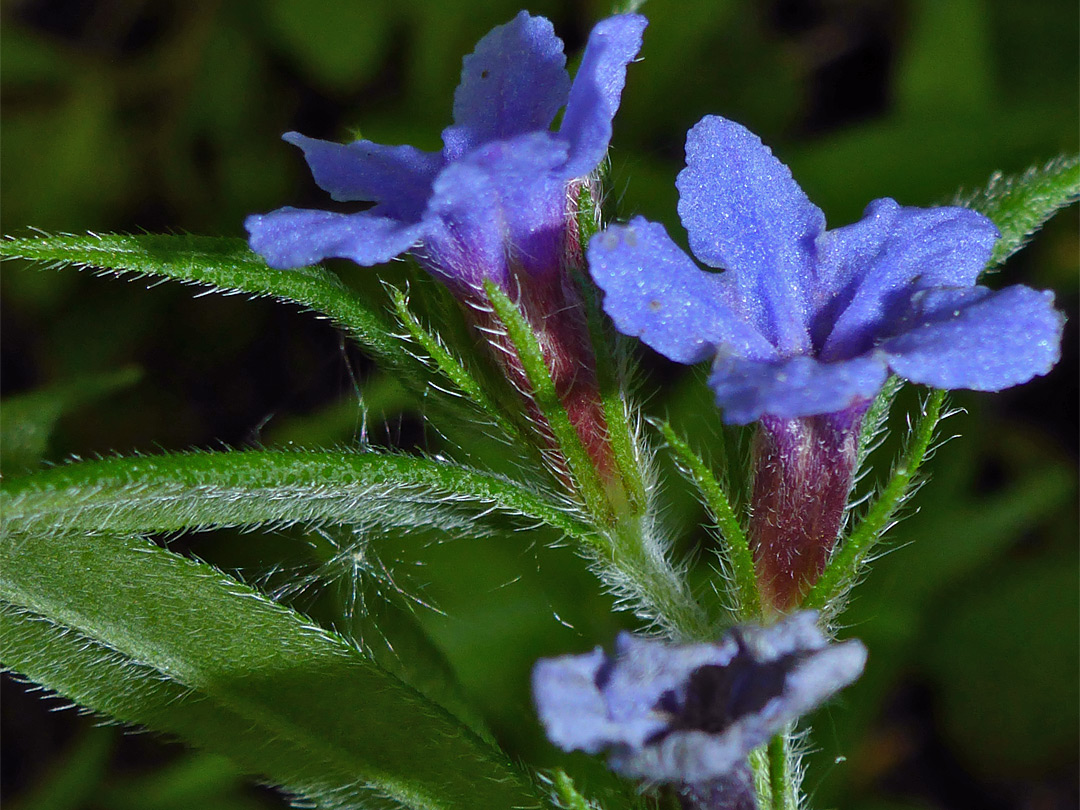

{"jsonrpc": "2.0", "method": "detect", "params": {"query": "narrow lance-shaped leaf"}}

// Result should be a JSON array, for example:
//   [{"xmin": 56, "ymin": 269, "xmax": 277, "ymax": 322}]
[
  {"xmin": 655, "ymin": 418, "xmax": 760, "ymax": 620},
  {"xmin": 389, "ymin": 287, "xmax": 532, "ymax": 451},
  {"xmin": 958, "ymin": 154, "xmax": 1080, "ymax": 270},
  {"xmin": 484, "ymin": 281, "xmax": 613, "ymax": 524},
  {"xmin": 0, "ymin": 232, "xmax": 401, "ymax": 364},
  {"xmin": 1, "ymin": 449, "xmax": 594, "ymax": 546},
  {"xmin": 1, "ymin": 531, "xmax": 548, "ymax": 810},
  {"xmin": 575, "ymin": 267, "xmax": 648, "ymax": 516},
  {"xmin": 854, "ymin": 375, "xmax": 904, "ymax": 476}
]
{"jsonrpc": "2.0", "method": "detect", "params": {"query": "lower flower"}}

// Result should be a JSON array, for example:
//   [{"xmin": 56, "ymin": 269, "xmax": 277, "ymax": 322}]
[{"xmin": 532, "ymin": 611, "xmax": 866, "ymax": 809}]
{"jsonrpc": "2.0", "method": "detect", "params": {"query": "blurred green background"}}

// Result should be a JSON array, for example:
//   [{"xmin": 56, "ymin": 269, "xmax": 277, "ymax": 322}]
[{"xmin": 1, "ymin": 1, "xmax": 1077, "ymax": 808}]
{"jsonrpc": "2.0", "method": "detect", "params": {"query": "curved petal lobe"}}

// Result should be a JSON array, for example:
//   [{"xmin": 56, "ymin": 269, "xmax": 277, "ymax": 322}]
[
  {"xmin": 421, "ymin": 133, "xmax": 569, "ymax": 289},
  {"xmin": 677, "ymin": 116, "xmax": 824, "ymax": 354},
  {"xmin": 588, "ymin": 217, "xmax": 776, "ymax": 365},
  {"xmin": 709, "ymin": 354, "xmax": 887, "ymax": 424},
  {"xmin": 532, "ymin": 635, "xmax": 728, "ymax": 755},
  {"xmin": 815, "ymin": 199, "xmax": 999, "ymax": 360},
  {"xmin": 881, "ymin": 285, "xmax": 1064, "ymax": 390},
  {"xmin": 283, "ymin": 133, "xmax": 442, "ymax": 221},
  {"xmin": 245, "ymin": 207, "xmax": 424, "ymax": 269},
  {"xmin": 558, "ymin": 14, "xmax": 647, "ymax": 179},
  {"xmin": 530, "ymin": 647, "xmax": 612, "ymax": 754},
  {"xmin": 442, "ymin": 11, "xmax": 570, "ymax": 160}
]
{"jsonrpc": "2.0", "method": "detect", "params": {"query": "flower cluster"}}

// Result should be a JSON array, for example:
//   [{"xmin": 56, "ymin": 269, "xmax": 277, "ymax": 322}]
[
  {"xmin": 246, "ymin": 11, "xmax": 646, "ymax": 297},
  {"xmin": 588, "ymin": 115, "xmax": 1064, "ymax": 425},
  {"xmin": 244, "ymin": 11, "xmax": 1067, "ymax": 806},
  {"xmin": 533, "ymin": 612, "xmax": 866, "ymax": 806}
]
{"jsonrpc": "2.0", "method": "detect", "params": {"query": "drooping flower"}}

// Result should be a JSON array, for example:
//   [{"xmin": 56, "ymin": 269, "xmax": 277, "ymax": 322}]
[
  {"xmin": 587, "ymin": 115, "xmax": 1064, "ymax": 426},
  {"xmin": 532, "ymin": 611, "xmax": 866, "ymax": 809},
  {"xmin": 587, "ymin": 115, "xmax": 1065, "ymax": 609},
  {"xmin": 246, "ymin": 11, "xmax": 647, "ymax": 295}
]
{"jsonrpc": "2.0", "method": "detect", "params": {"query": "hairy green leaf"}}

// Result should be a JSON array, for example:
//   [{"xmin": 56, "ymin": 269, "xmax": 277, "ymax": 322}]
[
  {"xmin": 655, "ymin": 419, "xmax": 759, "ymax": 620},
  {"xmin": 1, "ymin": 449, "xmax": 593, "ymax": 545},
  {"xmin": 959, "ymin": 154, "xmax": 1080, "ymax": 269},
  {"xmin": 483, "ymin": 281, "xmax": 612, "ymax": 524},
  {"xmin": 575, "ymin": 268, "xmax": 647, "ymax": 516},
  {"xmin": 0, "ymin": 232, "xmax": 401, "ymax": 362},
  {"xmin": 389, "ymin": 287, "xmax": 529, "ymax": 450},
  {"xmin": 0, "ymin": 532, "xmax": 547, "ymax": 810}
]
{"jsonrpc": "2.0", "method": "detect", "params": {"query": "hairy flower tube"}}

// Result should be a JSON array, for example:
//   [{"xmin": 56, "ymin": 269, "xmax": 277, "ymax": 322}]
[
  {"xmin": 533, "ymin": 611, "xmax": 867, "ymax": 809},
  {"xmin": 247, "ymin": 11, "xmax": 648, "ymax": 496},
  {"xmin": 588, "ymin": 115, "xmax": 1065, "ymax": 608}
]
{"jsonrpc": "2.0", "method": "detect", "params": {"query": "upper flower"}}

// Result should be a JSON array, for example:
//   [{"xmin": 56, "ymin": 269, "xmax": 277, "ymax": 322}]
[
  {"xmin": 246, "ymin": 12, "xmax": 647, "ymax": 293},
  {"xmin": 532, "ymin": 611, "xmax": 866, "ymax": 786},
  {"xmin": 587, "ymin": 115, "xmax": 1065, "ymax": 424}
]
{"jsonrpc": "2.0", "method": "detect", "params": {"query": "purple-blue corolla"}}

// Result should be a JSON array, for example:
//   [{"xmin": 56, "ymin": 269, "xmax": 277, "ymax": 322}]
[
  {"xmin": 533, "ymin": 611, "xmax": 866, "ymax": 806},
  {"xmin": 246, "ymin": 11, "xmax": 647, "ymax": 295},
  {"xmin": 587, "ymin": 115, "xmax": 1064, "ymax": 425}
]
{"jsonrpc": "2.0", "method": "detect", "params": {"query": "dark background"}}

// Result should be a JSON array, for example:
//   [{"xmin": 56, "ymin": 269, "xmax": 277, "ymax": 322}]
[{"xmin": 2, "ymin": 1, "xmax": 1077, "ymax": 808}]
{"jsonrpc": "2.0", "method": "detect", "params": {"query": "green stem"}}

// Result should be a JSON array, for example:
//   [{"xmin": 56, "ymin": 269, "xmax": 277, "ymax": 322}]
[
  {"xmin": 658, "ymin": 420, "xmax": 760, "ymax": 620},
  {"xmin": 767, "ymin": 734, "xmax": 792, "ymax": 810},
  {"xmin": 803, "ymin": 388, "xmax": 946, "ymax": 610},
  {"xmin": 605, "ymin": 517, "xmax": 711, "ymax": 642},
  {"xmin": 484, "ymin": 281, "xmax": 613, "ymax": 523},
  {"xmin": 578, "ymin": 273, "xmax": 647, "ymax": 514}
]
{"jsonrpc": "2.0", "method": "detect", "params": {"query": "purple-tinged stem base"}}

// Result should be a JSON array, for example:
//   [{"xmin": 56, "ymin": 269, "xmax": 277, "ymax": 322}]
[
  {"xmin": 678, "ymin": 761, "xmax": 757, "ymax": 810},
  {"xmin": 748, "ymin": 404, "xmax": 868, "ymax": 613}
]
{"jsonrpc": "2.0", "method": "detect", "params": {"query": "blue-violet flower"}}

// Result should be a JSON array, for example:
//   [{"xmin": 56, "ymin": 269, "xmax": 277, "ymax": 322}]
[
  {"xmin": 246, "ymin": 11, "xmax": 646, "ymax": 297},
  {"xmin": 533, "ymin": 611, "xmax": 866, "ymax": 809},
  {"xmin": 587, "ymin": 115, "xmax": 1064, "ymax": 426},
  {"xmin": 587, "ymin": 115, "xmax": 1064, "ymax": 608},
  {"xmin": 246, "ymin": 12, "xmax": 648, "ymax": 490}
]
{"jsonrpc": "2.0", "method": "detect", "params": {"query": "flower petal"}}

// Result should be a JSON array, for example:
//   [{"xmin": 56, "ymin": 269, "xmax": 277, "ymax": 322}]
[
  {"xmin": 600, "ymin": 633, "xmax": 738, "ymax": 746},
  {"xmin": 558, "ymin": 14, "xmax": 647, "ymax": 179},
  {"xmin": 420, "ymin": 133, "xmax": 569, "ymax": 289},
  {"xmin": 815, "ymin": 198, "xmax": 999, "ymax": 361},
  {"xmin": 587, "ymin": 217, "xmax": 776, "ymax": 366},
  {"xmin": 881, "ymin": 285, "xmax": 1064, "ymax": 390},
  {"xmin": 283, "ymin": 133, "xmax": 442, "ymax": 221},
  {"xmin": 245, "ymin": 207, "xmax": 424, "ymax": 269},
  {"xmin": 442, "ymin": 11, "xmax": 571, "ymax": 160},
  {"xmin": 532, "ymin": 634, "xmax": 731, "ymax": 755},
  {"xmin": 708, "ymin": 354, "xmax": 887, "ymax": 424},
  {"xmin": 530, "ymin": 647, "xmax": 612, "ymax": 754},
  {"xmin": 676, "ymin": 116, "xmax": 825, "ymax": 355}
]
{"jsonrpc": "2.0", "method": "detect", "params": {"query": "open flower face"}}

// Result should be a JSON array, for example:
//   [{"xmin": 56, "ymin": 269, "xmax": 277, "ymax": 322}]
[
  {"xmin": 246, "ymin": 12, "xmax": 647, "ymax": 295},
  {"xmin": 533, "ymin": 612, "xmax": 866, "ymax": 786},
  {"xmin": 587, "ymin": 115, "xmax": 1065, "ymax": 424}
]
